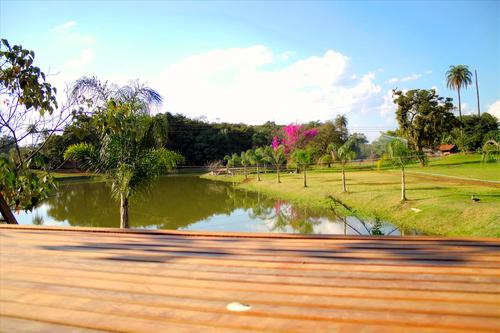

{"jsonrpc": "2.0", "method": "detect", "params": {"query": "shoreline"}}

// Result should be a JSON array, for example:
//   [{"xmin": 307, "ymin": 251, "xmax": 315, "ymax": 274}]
[{"xmin": 201, "ymin": 169, "xmax": 500, "ymax": 237}]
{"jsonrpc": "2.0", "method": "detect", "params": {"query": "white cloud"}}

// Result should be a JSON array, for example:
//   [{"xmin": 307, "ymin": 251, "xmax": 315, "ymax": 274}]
[
  {"xmin": 64, "ymin": 48, "xmax": 94, "ymax": 69},
  {"xmin": 487, "ymin": 100, "xmax": 500, "ymax": 119},
  {"xmin": 52, "ymin": 21, "xmax": 77, "ymax": 33},
  {"xmin": 385, "ymin": 70, "xmax": 432, "ymax": 84},
  {"xmin": 51, "ymin": 20, "xmax": 94, "ymax": 44},
  {"xmin": 154, "ymin": 46, "xmax": 382, "ymax": 124},
  {"xmin": 377, "ymin": 89, "xmax": 396, "ymax": 117}
]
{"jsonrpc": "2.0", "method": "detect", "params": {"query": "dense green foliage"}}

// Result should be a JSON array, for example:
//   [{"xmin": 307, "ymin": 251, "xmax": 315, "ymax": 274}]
[
  {"xmin": 393, "ymin": 89, "xmax": 456, "ymax": 164},
  {"xmin": 0, "ymin": 39, "xmax": 59, "ymax": 220}
]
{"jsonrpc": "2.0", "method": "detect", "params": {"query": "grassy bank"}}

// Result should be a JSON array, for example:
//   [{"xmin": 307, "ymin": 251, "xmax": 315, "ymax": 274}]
[{"xmin": 202, "ymin": 155, "xmax": 499, "ymax": 237}]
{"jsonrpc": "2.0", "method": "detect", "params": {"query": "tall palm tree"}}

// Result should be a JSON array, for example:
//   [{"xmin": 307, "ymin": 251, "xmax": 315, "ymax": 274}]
[
  {"xmin": 248, "ymin": 148, "xmax": 265, "ymax": 181},
  {"xmin": 263, "ymin": 146, "xmax": 286, "ymax": 183},
  {"xmin": 327, "ymin": 140, "xmax": 356, "ymax": 192},
  {"xmin": 382, "ymin": 139, "xmax": 417, "ymax": 202},
  {"xmin": 240, "ymin": 151, "xmax": 251, "ymax": 179},
  {"xmin": 65, "ymin": 101, "xmax": 183, "ymax": 228},
  {"xmin": 446, "ymin": 65, "xmax": 472, "ymax": 121},
  {"xmin": 293, "ymin": 149, "xmax": 313, "ymax": 187}
]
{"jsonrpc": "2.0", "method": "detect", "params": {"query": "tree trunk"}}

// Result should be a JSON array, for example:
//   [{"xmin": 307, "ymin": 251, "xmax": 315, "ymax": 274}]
[
  {"xmin": 0, "ymin": 193, "xmax": 18, "ymax": 224},
  {"xmin": 457, "ymin": 87, "xmax": 462, "ymax": 122},
  {"xmin": 303, "ymin": 168, "xmax": 307, "ymax": 187},
  {"xmin": 120, "ymin": 193, "xmax": 129, "ymax": 228},
  {"xmin": 401, "ymin": 167, "xmax": 407, "ymax": 202},
  {"xmin": 341, "ymin": 167, "xmax": 347, "ymax": 192},
  {"xmin": 277, "ymin": 166, "xmax": 281, "ymax": 183},
  {"xmin": 257, "ymin": 164, "xmax": 261, "ymax": 181},
  {"xmin": 244, "ymin": 165, "xmax": 247, "ymax": 179},
  {"xmin": 475, "ymin": 69, "xmax": 481, "ymax": 116}
]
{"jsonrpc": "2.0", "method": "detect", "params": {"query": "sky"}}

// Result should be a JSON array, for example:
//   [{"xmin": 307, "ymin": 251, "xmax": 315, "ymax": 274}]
[{"xmin": 1, "ymin": 0, "xmax": 499, "ymax": 140}]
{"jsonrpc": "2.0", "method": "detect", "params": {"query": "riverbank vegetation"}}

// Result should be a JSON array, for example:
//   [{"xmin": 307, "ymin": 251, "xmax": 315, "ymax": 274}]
[{"xmin": 202, "ymin": 154, "xmax": 500, "ymax": 237}]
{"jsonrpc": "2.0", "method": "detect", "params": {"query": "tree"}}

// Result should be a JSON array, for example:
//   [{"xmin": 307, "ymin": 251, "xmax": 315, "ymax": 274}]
[
  {"xmin": 263, "ymin": 145, "xmax": 286, "ymax": 183},
  {"xmin": 382, "ymin": 139, "xmax": 418, "ymax": 202},
  {"xmin": 240, "ymin": 150, "xmax": 251, "ymax": 179},
  {"xmin": 65, "ymin": 100, "xmax": 183, "ymax": 228},
  {"xmin": 248, "ymin": 148, "xmax": 266, "ymax": 181},
  {"xmin": 293, "ymin": 149, "xmax": 313, "ymax": 187},
  {"xmin": 224, "ymin": 153, "xmax": 240, "ymax": 176},
  {"xmin": 393, "ymin": 89, "xmax": 456, "ymax": 165},
  {"xmin": 481, "ymin": 140, "xmax": 499, "ymax": 163},
  {"xmin": 328, "ymin": 140, "xmax": 356, "ymax": 192},
  {"xmin": 446, "ymin": 65, "xmax": 472, "ymax": 121},
  {"xmin": 0, "ymin": 39, "xmax": 71, "ymax": 223}
]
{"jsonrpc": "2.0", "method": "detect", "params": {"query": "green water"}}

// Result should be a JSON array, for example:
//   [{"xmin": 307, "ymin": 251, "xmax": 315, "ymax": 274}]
[{"xmin": 17, "ymin": 175, "xmax": 415, "ymax": 235}]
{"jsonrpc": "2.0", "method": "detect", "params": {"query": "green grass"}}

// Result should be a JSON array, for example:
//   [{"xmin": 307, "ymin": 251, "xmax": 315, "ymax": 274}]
[
  {"xmin": 407, "ymin": 154, "xmax": 500, "ymax": 181},
  {"xmin": 202, "ymin": 156, "xmax": 500, "ymax": 237}
]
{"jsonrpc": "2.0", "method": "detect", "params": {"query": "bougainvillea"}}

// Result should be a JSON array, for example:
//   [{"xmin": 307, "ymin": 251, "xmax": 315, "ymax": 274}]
[{"xmin": 278, "ymin": 123, "xmax": 317, "ymax": 153}]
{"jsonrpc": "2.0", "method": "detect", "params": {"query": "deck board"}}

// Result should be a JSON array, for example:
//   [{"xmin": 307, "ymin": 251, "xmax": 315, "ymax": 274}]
[{"xmin": 1, "ymin": 225, "xmax": 499, "ymax": 332}]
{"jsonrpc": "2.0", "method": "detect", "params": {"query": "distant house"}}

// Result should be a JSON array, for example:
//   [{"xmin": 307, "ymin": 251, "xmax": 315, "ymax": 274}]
[{"xmin": 438, "ymin": 144, "xmax": 457, "ymax": 155}]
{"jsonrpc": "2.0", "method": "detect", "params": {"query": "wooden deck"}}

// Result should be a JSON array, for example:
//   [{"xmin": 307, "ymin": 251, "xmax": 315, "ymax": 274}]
[{"xmin": 0, "ymin": 225, "xmax": 499, "ymax": 333}]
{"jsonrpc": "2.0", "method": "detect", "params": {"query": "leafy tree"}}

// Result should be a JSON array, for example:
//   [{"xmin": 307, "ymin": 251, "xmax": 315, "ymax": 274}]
[
  {"xmin": 293, "ymin": 148, "xmax": 313, "ymax": 187},
  {"xmin": 459, "ymin": 113, "xmax": 499, "ymax": 151},
  {"xmin": 65, "ymin": 100, "xmax": 183, "ymax": 228},
  {"xmin": 481, "ymin": 140, "xmax": 499, "ymax": 163},
  {"xmin": 0, "ymin": 39, "xmax": 70, "ymax": 223},
  {"xmin": 393, "ymin": 89, "xmax": 456, "ymax": 165},
  {"xmin": 263, "ymin": 145, "xmax": 286, "ymax": 183},
  {"xmin": 381, "ymin": 139, "xmax": 419, "ymax": 202},
  {"xmin": 446, "ymin": 65, "xmax": 472, "ymax": 121},
  {"xmin": 328, "ymin": 140, "xmax": 356, "ymax": 192}
]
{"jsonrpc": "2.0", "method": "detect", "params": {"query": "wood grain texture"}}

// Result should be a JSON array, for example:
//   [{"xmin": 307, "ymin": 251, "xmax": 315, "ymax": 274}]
[{"xmin": 1, "ymin": 225, "xmax": 499, "ymax": 332}]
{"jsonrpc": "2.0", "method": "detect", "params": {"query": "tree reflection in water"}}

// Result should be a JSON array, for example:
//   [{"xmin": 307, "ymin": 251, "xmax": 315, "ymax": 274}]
[{"xmin": 18, "ymin": 176, "xmax": 416, "ymax": 235}]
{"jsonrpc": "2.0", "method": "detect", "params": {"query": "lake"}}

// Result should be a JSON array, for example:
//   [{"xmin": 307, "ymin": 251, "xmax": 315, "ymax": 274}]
[{"xmin": 16, "ymin": 175, "xmax": 418, "ymax": 236}]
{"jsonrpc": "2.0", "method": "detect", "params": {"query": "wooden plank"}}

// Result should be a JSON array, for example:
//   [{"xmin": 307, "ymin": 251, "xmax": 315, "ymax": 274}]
[
  {"xmin": 3, "ymin": 261, "xmax": 499, "ymax": 294},
  {"xmin": 3, "ymin": 268, "xmax": 499, "ymax": 304},
  {"xmin": 2, "ymin": 288, "xmax": 499, "ymax": 332},
  {"xmin": 3, "ymin": 255, "xmax": 499, "ymax": 284},
  {"xmin": 2, "ymin": 279, "xmax": 499, "ymax": 319},
  {"xmin": 0, "ymin": 316, "xmax": 111, "ymax": 333},
  {"xmin": 3, "ymin": 224, "xmax": 500, "ymax": 243}
]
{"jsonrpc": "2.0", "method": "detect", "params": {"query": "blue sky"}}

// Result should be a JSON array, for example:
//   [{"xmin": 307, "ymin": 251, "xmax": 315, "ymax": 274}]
[{"xmin": 1, "ymin": 0, "xmax": 499, "ymax": 140}]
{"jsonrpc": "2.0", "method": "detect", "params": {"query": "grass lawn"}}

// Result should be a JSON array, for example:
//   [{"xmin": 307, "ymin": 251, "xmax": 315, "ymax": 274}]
[{"xmin": 202, "ymin": 156, "xmax": 499, "ymax": 237}]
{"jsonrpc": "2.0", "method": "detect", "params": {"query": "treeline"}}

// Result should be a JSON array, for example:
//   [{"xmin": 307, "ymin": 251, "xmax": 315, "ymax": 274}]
[{"xmin": 24, "ymin": 111, "xmax": 371, "ymax": 168}]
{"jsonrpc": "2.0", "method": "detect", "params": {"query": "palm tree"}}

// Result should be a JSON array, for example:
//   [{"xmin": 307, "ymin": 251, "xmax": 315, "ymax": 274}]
[
  {"xmin": 327, "ymin": 140, "xmax": 356, "ymax": 192},
  {"xmin": 382, "ymin": 139, "xmax": 417, "ymax": 202},
  {"xmin": 249, "ymin": 148, "xmax": 266, "ymax": 181},
  {"xmin": 71, "ymin": 76, "xmax": 162, "ymax": 114},
  {"xmin": 293, "ymin": 149, "xmax": 313, "ymax": 187},
  {"xmin": 446, "ymin": 65, "xmax": 472, "ymax": 121},
  {"xmin": 481, "ymin": 139, "xmax": 499, "ymax": 163},
  {"xmin": 263, "ymin": 146, "xmax": 286, "ymax": 183},
  {"xmin": 240, "ymin": 151, "xmax": 251, "ymax": 179},
  {"xmin": 225, "ymin": 153, "xmax": 240, "ymax": 176},
  {"xmin": 65, "ymin": 101, "xmax": 184, "ymax": 228}
]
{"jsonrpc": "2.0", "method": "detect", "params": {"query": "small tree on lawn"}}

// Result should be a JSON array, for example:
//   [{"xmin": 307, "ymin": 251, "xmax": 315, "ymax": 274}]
[
  {"xmin": 240, "ymin": 150, "xmax": 251, "ymax": 179},
  {"xmin": 382, "ymin": 139, "xmax": 419, "ymax": 202},
  {"xmin": 481, "ymin": 139, "xmax": 500, "ymax": 163},
  {"xmin": 263, "ymin": 145, "xmax": 286, "ymax": 183},
  {"xmin": 65, "ymin": 100, "xmax": 184, "ymax": 228},
  {"xmin": 327, "ymin": 140, "xmax": 356, "ymax": 192},
  {"xmin": 250, "ymin": 147, "xmax": 266, "ymax": 181},
  {"xmin": 293, "ymin": 149, "xmax": 313, "ymax": 187}
]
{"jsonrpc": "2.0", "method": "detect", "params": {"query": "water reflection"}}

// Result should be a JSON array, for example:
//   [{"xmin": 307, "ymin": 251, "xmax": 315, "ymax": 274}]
[{"xmin": 16, "ymin": 176, "xmax": 418, "ymax": 235}]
